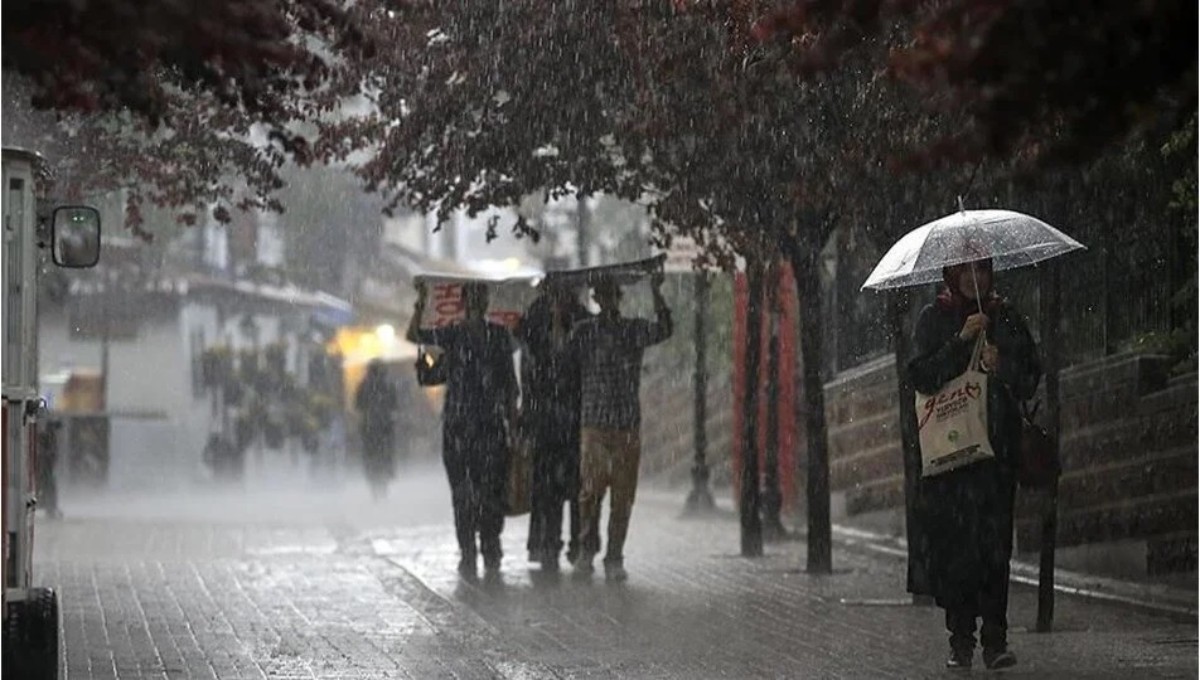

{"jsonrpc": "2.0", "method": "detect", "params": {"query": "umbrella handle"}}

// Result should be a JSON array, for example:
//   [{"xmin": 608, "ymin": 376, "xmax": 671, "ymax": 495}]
[
  {"xmin": 970, "ymin": 260, "xmax": 984, "ymax": 314},
  {"xmin": 968, "ymin": 333, "xmax": 987, "ymax": 372}
]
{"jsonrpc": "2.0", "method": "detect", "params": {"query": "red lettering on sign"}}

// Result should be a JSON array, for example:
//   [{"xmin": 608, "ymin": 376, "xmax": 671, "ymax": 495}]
[
  {"xmin": 489, "ymin": 311, "xmax": 523, "ymax": 329},
  {"xmin": 433, "ymin": 283, "xmax": 460, "ymax": 301}
]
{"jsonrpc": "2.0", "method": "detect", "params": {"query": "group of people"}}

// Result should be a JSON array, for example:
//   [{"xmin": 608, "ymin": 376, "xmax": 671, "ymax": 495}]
[
  {"xmin": 360, "ymin": 255, "xmax": 1034, "ymax": 670},
  {"xmin": 404, "ymin": 271, "xmax": 672, "ymax": 582}
]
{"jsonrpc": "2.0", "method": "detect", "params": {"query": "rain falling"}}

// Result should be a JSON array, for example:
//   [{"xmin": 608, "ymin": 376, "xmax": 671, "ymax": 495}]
[{"xmin": 1, "ymin": 2, "xmax": 1196, "ymax": 678}]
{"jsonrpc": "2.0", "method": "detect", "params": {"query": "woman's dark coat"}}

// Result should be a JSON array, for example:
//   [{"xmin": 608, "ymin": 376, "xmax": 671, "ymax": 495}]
[{"xmin": 907, "ymin": 294, "xmax": 1041, "ymax": 610}]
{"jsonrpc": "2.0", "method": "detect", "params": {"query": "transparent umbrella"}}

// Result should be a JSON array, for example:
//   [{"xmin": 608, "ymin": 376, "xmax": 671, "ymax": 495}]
[{"xmin": 861, "ymin": 208, "xmax": 1086, "ymax": 291}]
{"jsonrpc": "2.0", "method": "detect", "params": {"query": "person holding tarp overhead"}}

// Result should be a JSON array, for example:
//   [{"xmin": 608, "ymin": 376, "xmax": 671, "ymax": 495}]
[
  {"xmin": 516, "ymin": 279, "xmax": 595, "ymax": 571},
  {"xmin": 408, "ymin": 281, "xmax": 519, "ymax": 580},
  {"xmin": 566, "ymin": 257, "xmax": 673, "ymax": 582}
]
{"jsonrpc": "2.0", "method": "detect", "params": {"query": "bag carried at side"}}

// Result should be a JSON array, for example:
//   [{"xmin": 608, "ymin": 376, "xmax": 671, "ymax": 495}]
[
  {"xmin": 916, "ymin": 336, "xmax": 994, "ymax": 477},
  {"xmin": 415, "ymin": 348, "xmax": 449, "ymax": 386},
  {"xmin": 505, "ymin": 424, "xmax": 532, "ymax": 516},
  {"xmin": 1015, "ymin": 400, "xmax": 1060, "ymax": 489}
]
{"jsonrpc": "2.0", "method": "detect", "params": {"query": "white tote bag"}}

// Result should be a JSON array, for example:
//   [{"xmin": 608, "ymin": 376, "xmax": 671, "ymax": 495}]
[{"xmin": 916, "ymin": 336, "xmax": 994, "ymax": 477}]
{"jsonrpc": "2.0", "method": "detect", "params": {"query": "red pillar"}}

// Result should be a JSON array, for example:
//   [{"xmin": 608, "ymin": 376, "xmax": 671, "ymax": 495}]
[{"xmin": 732, "ymin": 264, "xmax": 798, "ymax": 511}]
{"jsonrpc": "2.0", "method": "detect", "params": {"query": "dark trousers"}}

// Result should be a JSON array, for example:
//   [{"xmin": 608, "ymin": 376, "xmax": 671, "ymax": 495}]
[
  {"xmin": 529, "ymin": 490, "xmax": 600, "ymax": 559},
  {"xmin": 443, "ymin": 422, "xmax": 507, "ymax": 562},
  {"xmin": 526, "ymin": 425, "xmax": 598, "ymax": 560},
  {"xmin": 944, "ymin": 562, "xmax": 1011, "ymax": 653}
]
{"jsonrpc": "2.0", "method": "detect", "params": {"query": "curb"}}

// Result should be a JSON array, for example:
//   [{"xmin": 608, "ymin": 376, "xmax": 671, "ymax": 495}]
[
  {"xmin": 641, "ymin": 488, "xmax": 1197, "ymax": 621},
  {"xmin": 831, "ymin": 523, "xmax": 1198, "ymax": 621}
]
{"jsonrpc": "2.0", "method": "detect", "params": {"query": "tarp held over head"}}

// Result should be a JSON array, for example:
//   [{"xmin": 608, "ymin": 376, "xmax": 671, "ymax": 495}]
[{"xmin": 412, "ymin": 255, "xmax": 665, "ymax": 330}]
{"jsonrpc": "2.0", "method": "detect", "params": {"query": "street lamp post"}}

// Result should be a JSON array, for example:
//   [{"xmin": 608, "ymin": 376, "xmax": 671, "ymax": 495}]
[
  {"xmin": 684, "ymin": 272, "xmax": 715, "ymax": 514},
  {"xmin": 740, "ymin": 263, "xmax": 765, "ymax": 557}
]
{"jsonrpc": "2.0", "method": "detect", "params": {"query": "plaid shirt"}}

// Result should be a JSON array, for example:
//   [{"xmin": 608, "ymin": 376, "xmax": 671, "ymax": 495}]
[{"xmin": 570, "ymin": 309, "xmax": 672, "ymax": 430}]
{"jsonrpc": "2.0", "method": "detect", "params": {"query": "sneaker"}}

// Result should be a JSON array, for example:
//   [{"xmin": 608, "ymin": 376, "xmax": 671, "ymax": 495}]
[
  {"xmin": 604, "ymin": 561, "xmax": 628, "ymax": 583},
  {"xmin": 983, "ymin": 649, "xmax": 1017, "ymax": 670},
  {"xmin": 945, "ymin": 648, "xmax": 973, "ymax": 670}
]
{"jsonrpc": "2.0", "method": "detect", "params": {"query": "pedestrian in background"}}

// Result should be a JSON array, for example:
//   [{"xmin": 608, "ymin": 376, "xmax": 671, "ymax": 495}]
[
  {"xmin": 908, "ymin": 258, "xmax": 1041, "ymax": 671},
  {"xmin": 408, "ymin": 282, "xmax": 519, "ymax": 579},
  {"xmin": 569, "ymin": 272, "xmax": 672, "ymax": 582},
  {"xmin": 36, "ymin": 417, "xmax": 63, "ymax": 520},
  {"xmin": 354, "ymin": 360, "xmax": 398, "ymax": 500},
  {"xmin": 516, "ymin": 280, "xmax": 596, "ymax": 572}
]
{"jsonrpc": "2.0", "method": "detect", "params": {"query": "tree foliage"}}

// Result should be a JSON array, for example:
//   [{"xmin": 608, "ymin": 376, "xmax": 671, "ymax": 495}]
[
  {"xmin": 2, "ymin": 0, "xmax": 370, "ymax": 233},
  {"xmin": 3, "ymin": 0, "xmax": 367, "ymax": 126},
  {"xmin": 317, "ymin": 2, "xmax": 656, "ymax": 239},
  {"xmin": 324, "ymin": 1, "xmax": 939, "ymax": 266},
  {"xmin": 751, "ymin": 0, "xmax": 1198, "ymax": 166}
]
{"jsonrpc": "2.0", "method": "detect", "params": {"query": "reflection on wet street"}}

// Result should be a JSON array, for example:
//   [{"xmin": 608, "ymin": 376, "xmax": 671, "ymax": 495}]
[{"xmin": 37, "ymin": 464, "xmax": 1197, "ymax": 680}]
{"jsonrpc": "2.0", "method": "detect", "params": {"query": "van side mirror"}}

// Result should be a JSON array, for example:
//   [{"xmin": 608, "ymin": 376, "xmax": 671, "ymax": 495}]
[{"xmin": 51, "ymin": 206, "xmax": 101, "ymax": 268}]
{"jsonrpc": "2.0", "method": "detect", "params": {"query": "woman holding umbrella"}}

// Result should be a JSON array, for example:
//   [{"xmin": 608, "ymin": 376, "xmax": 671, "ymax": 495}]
[
  {"xmin": 908, "ymin": 257, "xmax": 1041, "ymax": 670},
  {"xmin": 864, "ymin": 208, "xmax": 1082, "ymax": 671}
]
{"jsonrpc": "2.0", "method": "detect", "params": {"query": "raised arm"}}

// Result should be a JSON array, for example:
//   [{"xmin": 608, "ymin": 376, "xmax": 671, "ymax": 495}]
[
  {"xmin": 406, "ymin": 282, "xmax": 429, "ymax": 343},
  {"xmin": 406, "ymin": 282, "xmax": 455, "ymax": 347},
  {"xmin": 635, "ymin": 271, "xmax": 674, "ymax": 348}
]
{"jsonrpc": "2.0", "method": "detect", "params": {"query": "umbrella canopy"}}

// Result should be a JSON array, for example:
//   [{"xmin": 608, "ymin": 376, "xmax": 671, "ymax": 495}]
[{"xmin": 861, "ymin": 209, "xmax": 1086, "ymax": 290}]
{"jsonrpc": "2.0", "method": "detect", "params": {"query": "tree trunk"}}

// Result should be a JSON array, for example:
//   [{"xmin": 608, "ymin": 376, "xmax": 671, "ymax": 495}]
[
  {"xmin": 740, "ymin": 262, "xmax": 765, "ymax": 557},
  {"xmin": 762, "ymin": 292, "xmax": 786, "ymax": 539},
  {"xmin": 790, "ymin": 250, "xmax": 832, "ymax": 573}
]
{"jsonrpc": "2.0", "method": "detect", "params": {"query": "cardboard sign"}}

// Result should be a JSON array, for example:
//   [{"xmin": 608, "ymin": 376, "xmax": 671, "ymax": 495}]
[
  {"xmin": 413, "ymin": 274, "xmax": 540, "ymax": 330},
  {"xmin": 413, "ymin": 256, "xmax": 665, "ymax": 330}
]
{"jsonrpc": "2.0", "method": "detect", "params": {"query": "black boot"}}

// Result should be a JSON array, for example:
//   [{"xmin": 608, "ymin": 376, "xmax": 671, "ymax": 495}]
[{"xmin": 945, "ymin": 608, "xmax": 977, "ymax": 670}]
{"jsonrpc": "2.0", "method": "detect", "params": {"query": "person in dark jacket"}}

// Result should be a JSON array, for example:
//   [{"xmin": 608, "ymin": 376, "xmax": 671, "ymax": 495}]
[
  {"xmin": 516, "ymin": 281, "xmax": 597, "ymax": 571},
  {"xmin": 408, "ymin": 282, "xmax": 519, "ymax": 579},
  {"xmin": 354, "ymin": 360, "xmax": 399, "ymax": 500},
  {"xmin": 908, "ymin": 258, "xmax": 1041, "ymax": 671}
]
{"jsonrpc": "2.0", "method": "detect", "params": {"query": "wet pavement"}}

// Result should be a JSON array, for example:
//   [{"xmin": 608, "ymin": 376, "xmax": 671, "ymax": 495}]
[{"xmin": 35, "ymin": 463, "xmax": 1198, "ymax": 679}]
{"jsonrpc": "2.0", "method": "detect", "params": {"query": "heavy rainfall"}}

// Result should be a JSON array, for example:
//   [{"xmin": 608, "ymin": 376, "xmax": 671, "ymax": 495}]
[{"xmin": 0, "ymin": 2, "xmax": 1196, "ymax": 679}]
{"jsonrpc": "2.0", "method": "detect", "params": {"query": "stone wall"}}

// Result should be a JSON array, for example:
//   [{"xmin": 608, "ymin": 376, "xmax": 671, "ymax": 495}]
[{"xmin": 821, "ymin": 351, "xmax": 1198, "ymax": 576}]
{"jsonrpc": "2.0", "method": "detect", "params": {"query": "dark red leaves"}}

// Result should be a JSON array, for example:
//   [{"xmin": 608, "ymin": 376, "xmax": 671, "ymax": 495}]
[{"xmin": 753, "ymin": 0, "xmax": 1196, "ymax": 166}]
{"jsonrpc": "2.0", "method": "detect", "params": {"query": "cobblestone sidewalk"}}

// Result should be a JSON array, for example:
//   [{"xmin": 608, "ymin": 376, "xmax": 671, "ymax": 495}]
[{"xmin": 33, "ymin": 478, "xmax": 1198, "ymax": 679}]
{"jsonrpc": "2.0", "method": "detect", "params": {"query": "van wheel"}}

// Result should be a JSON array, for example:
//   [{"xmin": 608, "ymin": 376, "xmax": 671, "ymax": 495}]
[{"xmin": 4, "ymin": 587, "xmax": 60, "ymax": 680}]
